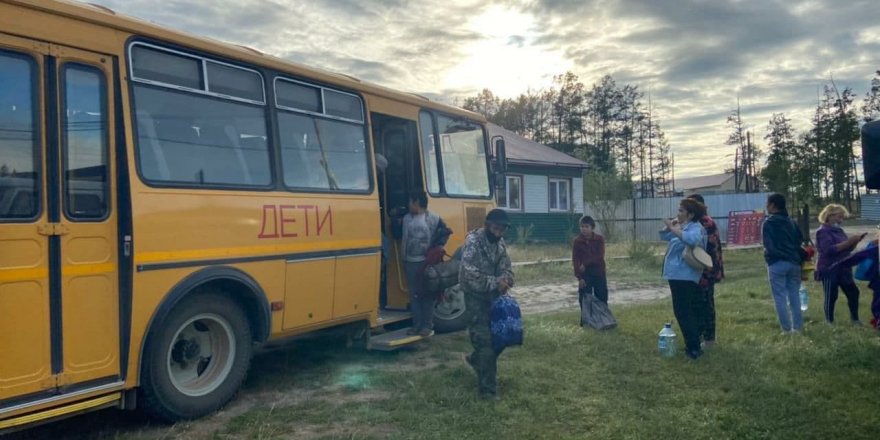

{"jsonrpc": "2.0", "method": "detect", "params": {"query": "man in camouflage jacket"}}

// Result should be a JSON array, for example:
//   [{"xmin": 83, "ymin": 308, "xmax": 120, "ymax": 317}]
[{"xmin": 460, "ymin": 209, "xmax": 515, "ymax": 399}]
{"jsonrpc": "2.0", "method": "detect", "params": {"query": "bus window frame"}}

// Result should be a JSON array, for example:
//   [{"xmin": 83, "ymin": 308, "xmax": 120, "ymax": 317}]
[
  {"xmin": 273, "ymin": 75, "xmax": 373, "ymax": 196},
  {"xmin": 418, "ymin": 109, "xmax": 493, "ymax": 200},
  {"xmin": 128, "ymin": 42, "xmax": 266, "ymax": 106},
  {"xmin": 59, "ymin": 61, "xmax": 111, "ymax": 223},
  {"xmin": 125, "ymin": 38, "xmax": 277, "ymax": 192},
  {"xmin": 0, "ymin": 48, "xmax": 43, "ymax": 223}
]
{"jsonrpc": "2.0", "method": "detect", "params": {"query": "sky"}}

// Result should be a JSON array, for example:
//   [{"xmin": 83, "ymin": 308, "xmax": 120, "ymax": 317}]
[{"xmin": 86, "ymin": 0, "xmax": 880, "ymax": 178}]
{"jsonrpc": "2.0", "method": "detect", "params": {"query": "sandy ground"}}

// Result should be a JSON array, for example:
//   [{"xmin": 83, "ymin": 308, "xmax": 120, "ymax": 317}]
[{"xmin": 515, "ymin": 280, "xmax": 668, "ymax": 315}]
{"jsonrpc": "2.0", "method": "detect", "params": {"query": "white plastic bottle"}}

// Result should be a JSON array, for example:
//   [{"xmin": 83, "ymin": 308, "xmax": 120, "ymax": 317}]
[
  {"xmin": 799, "ymin": 283, "xmax": 809, "ymax": 312},
  {"xmin": 658, "ymin": 322, "xmax": 677, "ymax": 358}
]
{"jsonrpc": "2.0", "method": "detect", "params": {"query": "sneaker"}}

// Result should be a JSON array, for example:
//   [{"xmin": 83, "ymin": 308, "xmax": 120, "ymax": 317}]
[
  {"xmin": 852, "ymin": 320, "xmax": 863, "ymax": 326},
  {"xmin": 702, "ymin": 340, "xmax": 715, "ymax": 349},
  {"xmin": 418, "ymin": 329, "xmax": 435, "ymax": 337},
  {"xmin": 685, "ymin": 349, "xmax": 703, "ymax": 360},
  {"xmin": 405, "ymin": 328, "xmax": 418, "ymax": 336}
]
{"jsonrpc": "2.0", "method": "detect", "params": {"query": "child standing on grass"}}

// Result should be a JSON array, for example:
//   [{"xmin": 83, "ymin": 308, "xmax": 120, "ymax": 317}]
[{"xmin": 572, "ymin": 216, "xmax": 608, "ymax": 312}]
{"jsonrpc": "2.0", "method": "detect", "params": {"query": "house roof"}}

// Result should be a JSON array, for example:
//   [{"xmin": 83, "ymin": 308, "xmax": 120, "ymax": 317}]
[
  {"xmin": 674, "ymin": 173, "xmax": 734, "ymax": 190},
  {"xmin": 488, "ymin": 123, "xmax": 589, "ymax": 169}
]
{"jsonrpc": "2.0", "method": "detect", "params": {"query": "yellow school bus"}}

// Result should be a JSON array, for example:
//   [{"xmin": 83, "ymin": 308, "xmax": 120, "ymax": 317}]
[{"xmin": 0, "ymin": 0, "xmax": 507, "ymax": 430}]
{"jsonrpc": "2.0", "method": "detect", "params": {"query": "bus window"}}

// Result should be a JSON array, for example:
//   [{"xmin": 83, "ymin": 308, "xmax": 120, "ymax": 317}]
[
  {"xmin": 436, "ymin": 115, "xmax": 490, "ymax": 197},
  {"xmin": 278, "ymin": 112, "xmax": 369, "ymax": 192},
  {"xmin": 324, "ymin": 89, "xmax": 363, "ymax": 122},
  {"xmin": 0, "ymin": 51, "xmax": 39, "ymax": 220},
  {"xmin": 132, "ymin": 87, "xmax": 271, "ymax": 186},
  {"xmin": 130, "ymin": 44, "xmax": 271, "ymax": 187},
  {"xmin": 205, "ymin": 60, "xmax": 264, "ymax": 103},
  {"xmin": 418, "ymin": 111, "xmax": 441, "ymax": 195},
  {"xmin": 131, "ymin": 45, "xmax": 203, "ymax": 90},
  {"xmin": 62, "ymin": 64, "xmax": 108, "ymax": 220}
]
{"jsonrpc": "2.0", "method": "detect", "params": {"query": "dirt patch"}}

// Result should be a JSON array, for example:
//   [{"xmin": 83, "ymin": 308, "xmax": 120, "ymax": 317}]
[{"xmin": 514, "ymin": 280, "xmax": 668, "ymax": 315}]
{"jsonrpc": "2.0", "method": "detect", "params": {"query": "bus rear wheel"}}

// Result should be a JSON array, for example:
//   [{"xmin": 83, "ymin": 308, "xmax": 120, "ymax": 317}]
[
  {"xmin": 140, "ymin": 292, "xmax": 252, "ymax": 422},
  {"xmin": 433, "ymin": 285, "xmax": 471, "ymax": 333}
]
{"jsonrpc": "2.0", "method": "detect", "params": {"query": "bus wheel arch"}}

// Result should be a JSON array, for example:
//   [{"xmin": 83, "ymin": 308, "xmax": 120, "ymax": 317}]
[{"xmin": 138, "ymin": 267, "xmax": 270, "ymax": 421}]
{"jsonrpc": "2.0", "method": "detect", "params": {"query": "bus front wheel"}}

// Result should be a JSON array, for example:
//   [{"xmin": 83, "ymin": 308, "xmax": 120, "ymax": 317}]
[
  {"xmin": 140, "ymin": 291, "xmax": 252, "ymax": 422},
  {"xmin": 433, "ymin": 285, "xmax": 472, "ymax": 333}
]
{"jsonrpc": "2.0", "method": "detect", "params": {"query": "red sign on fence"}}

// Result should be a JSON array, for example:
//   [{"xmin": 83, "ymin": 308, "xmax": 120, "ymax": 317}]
[{"xmin": 726, "ymin": 210, "xmax": 764, "ymax": 246}]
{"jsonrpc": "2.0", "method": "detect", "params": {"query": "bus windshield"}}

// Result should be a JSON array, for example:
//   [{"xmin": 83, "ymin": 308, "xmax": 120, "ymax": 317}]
[{"xmin": 433, "ymin": 114, "xmax": 491, "ymax": 197}]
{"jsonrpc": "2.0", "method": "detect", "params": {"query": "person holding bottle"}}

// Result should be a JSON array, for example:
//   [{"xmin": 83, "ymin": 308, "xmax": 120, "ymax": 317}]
[{"xmin": 660, "ymin": 198, "xmax": 708, "ymax": 360}]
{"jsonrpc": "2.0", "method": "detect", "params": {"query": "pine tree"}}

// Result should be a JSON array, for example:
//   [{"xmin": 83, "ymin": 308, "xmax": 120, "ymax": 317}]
[
  {"xmin": 862, "ymin": 70, "xmax": 880, "ymax": 122},
  {"xmin": 761, "ymin": 113, "xmax": 796, "ymax": 195}
]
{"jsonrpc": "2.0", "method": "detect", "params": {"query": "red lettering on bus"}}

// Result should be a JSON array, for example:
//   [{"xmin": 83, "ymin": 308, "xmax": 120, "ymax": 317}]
[
  {"xmin": 297, "ymin": 205, "xmax": 314, "ymax": 236},
  {"xmin": 316, "ymin": 205, "xmax": 333, "ymax": 236},
  {"xmin": 279, "ymin": 205, "xmax": 298, "ymax": 237},
  {"xmin": 257, "ymin": 205, "xmax": 279, "ymax": 238},
  {"xmin": 258, "ymin": 204, "xmax": 333, "ymax": 239}
]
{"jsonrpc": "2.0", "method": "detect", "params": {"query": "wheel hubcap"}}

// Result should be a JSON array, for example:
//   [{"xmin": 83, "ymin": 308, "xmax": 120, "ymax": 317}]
[
  {"xmin": 434, "ymin": 286, "xmax": 466, "ymax": 321},
  {"xmin": 167, "ymin": 313, "xmax": 236, "ymax": 397}
]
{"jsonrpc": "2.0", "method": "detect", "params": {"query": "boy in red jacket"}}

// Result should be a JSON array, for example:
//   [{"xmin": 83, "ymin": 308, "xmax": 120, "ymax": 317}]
[{"xmin": 572, "ymin": 216, "xmax": 608, "ymax": 307}]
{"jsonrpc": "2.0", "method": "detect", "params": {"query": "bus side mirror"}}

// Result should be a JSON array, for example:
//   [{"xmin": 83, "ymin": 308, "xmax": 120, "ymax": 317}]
[
  {"xmin": 862, "ymin": 120, "xmax": 880, "ymax": 189},
  {"xmin": 494, "ymin": 173, "xmax": 506, "ymax": 190},
  {"xmin": 493, "ymin": 137, "xmax": 507, "ymax": 174}
]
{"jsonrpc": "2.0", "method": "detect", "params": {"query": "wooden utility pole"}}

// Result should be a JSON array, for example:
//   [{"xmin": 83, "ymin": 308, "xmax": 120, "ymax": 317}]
[{"xmin": 746, "ymin": 131, "xmax": 752, "ymax": 192}]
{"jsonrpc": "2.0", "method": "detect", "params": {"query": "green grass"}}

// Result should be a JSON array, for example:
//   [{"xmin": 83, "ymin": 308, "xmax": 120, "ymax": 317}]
[{"xmin": 16, "ymin": 248, "xmax": 880, "ymax": 440}]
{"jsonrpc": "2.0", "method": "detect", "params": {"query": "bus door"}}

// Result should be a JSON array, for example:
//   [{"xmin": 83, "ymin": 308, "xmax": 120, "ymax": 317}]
[
  {"xmin": 0, "ymin": 37, "xmax": 120, "ymax": 407},
  {"xmin": 370, "ymin": 113, "xmax": 422, "ymax": 309}
]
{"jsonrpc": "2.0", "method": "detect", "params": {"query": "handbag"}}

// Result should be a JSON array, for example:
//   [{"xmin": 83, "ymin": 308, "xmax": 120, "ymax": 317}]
[
  {"xmin": 580, "ymin": 292, "xmax": 617, "ymax": 330},
  {"xmin": 424, "ymin": 258, "xmax": 461, "ymax": 293},
  {"xmin": 683, "ymin": 245, "xmax": 713, "ymax": 270}
]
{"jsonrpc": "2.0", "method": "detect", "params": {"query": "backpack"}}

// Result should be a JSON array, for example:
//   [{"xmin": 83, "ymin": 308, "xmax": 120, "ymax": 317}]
[{"xmin": 490, "ymin": 295, "xmax": 524, "ymax": 353}]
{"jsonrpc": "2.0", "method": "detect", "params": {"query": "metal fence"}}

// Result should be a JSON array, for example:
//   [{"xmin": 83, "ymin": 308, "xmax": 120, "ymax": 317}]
[
  {"xmin": 861, "ymin": 194, "xmax": 880, "ymax": 220},
  {"xmin": 585, "ymin": 192, "xmax": 770, "ymax": 242}
]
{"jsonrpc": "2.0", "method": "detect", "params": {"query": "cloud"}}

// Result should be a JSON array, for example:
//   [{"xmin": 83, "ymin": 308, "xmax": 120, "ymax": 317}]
[{"xmin": 84, "ymin": 0, "xmax": 880, "ymax": 177}]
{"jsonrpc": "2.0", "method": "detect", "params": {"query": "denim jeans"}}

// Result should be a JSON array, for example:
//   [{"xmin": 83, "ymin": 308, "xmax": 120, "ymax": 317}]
[{"xmin": 767, "ymin": 260, "xmax": 803, "ymax": 331}]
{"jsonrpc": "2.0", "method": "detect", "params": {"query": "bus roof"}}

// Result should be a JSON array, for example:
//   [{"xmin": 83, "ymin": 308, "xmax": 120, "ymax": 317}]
[{"xmin": 9, "ymin": 0, "xmax": 486, "ymax": 122}]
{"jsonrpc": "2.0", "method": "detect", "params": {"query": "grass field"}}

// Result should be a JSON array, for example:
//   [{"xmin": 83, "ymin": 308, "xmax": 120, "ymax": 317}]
[{"xmin": 15, "ymin": 248, "xmax": 880, "ymax": 440}]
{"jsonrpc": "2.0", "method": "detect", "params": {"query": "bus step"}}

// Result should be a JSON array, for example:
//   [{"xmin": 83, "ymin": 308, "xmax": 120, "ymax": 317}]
[
  {"xmin": 376, "ymin": 309, "xmax": 411, "ymax": 326},
  {"xmin": 369, "ymin": 327, "xmax": 425, "ymax": 351}
]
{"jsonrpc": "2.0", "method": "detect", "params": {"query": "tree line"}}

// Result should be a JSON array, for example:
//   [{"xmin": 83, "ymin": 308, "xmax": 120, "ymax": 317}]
[
  {"xmin": 459, "ymin": 72, "xmax": 672, "ymax": 198},
  {"xmin": 762, "ymin": 70, "xmax": 880, "ymax": 211},
  {"xmin": 461, "ymin": 69, "xmax": 880, "ymax": 213}
]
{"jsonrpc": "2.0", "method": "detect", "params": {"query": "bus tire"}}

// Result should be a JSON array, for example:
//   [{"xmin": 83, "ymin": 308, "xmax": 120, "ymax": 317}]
[
  {"xmin": 432, "ymin": 285, "xmax": 471, "ymax": 333},
  {"xmin": 139, "ymin": 291, "xmax": 252, "ymax": 422}
]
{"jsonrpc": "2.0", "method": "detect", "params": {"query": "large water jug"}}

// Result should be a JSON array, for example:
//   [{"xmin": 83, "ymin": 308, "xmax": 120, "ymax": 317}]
[
  {"xmin": 658, "ymin": 322, "xmax": 677, "ymax": 358},
  {"xmin": 799, "ymin": 283, "xmax": 809, "ymax": 312}
]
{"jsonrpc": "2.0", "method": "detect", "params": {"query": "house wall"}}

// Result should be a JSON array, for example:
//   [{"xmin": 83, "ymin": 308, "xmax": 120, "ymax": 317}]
[{"xmin": 502, "ymin": 165, "xmax": 586, "ymax": 244}]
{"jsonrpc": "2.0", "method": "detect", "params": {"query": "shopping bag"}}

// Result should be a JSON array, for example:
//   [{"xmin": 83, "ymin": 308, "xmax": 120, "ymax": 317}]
[
  {"xmin": 855, "ymin": 241, "xmax": 877, "ymax": 281},
  {"xmin": 580, "ymin": 293, "xmax": 618, "ymax": 330},
  {"xmin": 490, "ymin": 295, "xmax": 523, "ymax": 353}
]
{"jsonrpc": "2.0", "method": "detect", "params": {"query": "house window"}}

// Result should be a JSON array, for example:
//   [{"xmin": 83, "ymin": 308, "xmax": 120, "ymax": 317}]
[
  {"xmin": 496, "ymin": 175, "xmax": 522, "ymax": 210},
  {"xmin": 549, "ymin": 178, "xmax": 570, "ymax": 212}
]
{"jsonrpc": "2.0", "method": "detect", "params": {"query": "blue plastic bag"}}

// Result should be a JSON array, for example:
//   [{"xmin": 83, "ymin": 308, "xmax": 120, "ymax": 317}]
[
  {"xmin": 490, "ymin": 295, "xmax": 523, "ymax": 353},
  {"xmin": 855, "ymin": 242, "xmax": 877, "ymax": 281}
]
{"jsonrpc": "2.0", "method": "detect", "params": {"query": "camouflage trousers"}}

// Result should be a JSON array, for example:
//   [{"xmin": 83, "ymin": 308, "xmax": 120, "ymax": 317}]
[{"xmin": 465, "ymin": 290, "xmax": 499, "ymax": 397}]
